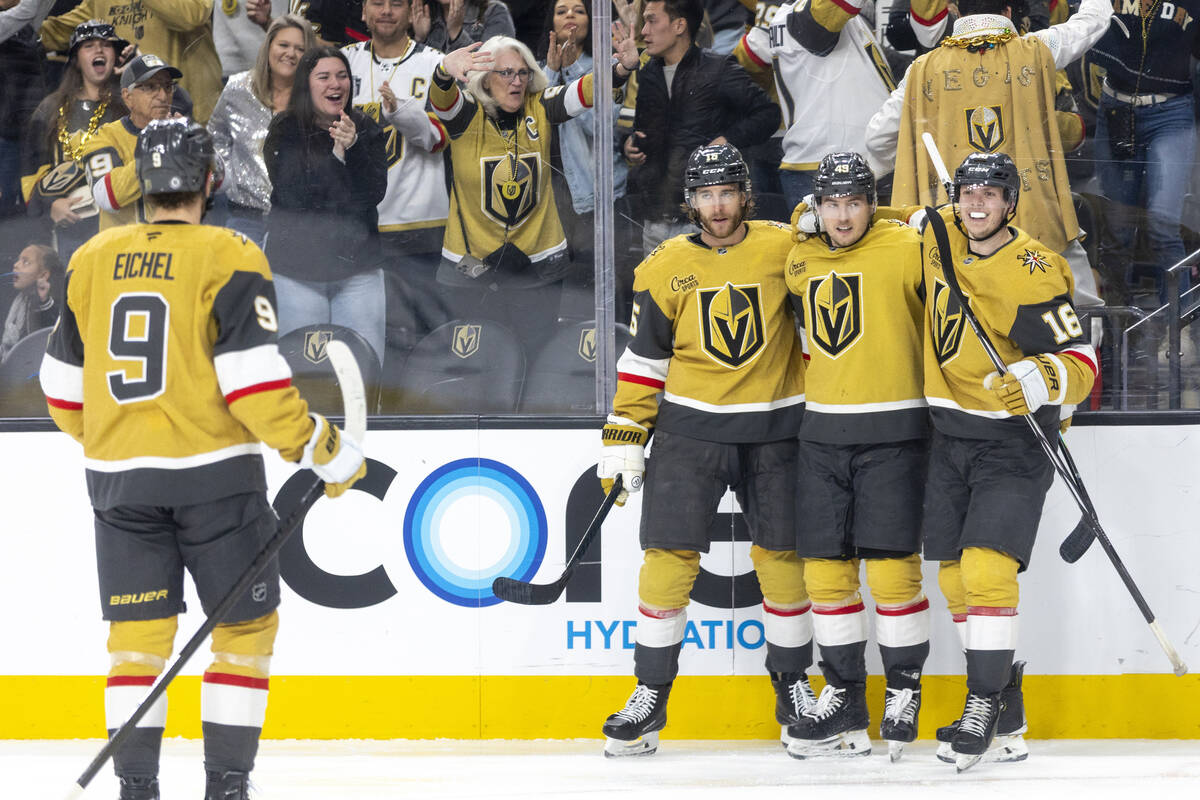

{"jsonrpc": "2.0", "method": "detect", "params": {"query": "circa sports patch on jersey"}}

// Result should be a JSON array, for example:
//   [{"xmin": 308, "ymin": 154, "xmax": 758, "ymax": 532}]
[{"xmin": 697, "ymin": 282, "xmax": 766, "ymax": 369}]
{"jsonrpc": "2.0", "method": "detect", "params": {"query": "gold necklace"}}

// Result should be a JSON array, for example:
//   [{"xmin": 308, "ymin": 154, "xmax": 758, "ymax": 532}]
[{"xmin": 58, "ymin": 95, "xmax": 109, "ymax": 163}]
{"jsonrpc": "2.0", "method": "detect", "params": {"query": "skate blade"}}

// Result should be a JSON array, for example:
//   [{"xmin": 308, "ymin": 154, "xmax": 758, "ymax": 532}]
[
  {"xmin": 936, "ymin": 734, "xmax": 1028, "ymax": 764},
  {"xmin": 888, "ymin": 740, "xmax": 906, "ymax": 762},
  {"xmin": 603, "ymin": 731, "xmax": 659, "ymax": 758},
  {"xmin": 955, "ymin": 752, "xmax": 983, "ymax": 773},
  {"xmin": 785, "ymin": 729, "xmax": 871, "ymax": 760}
]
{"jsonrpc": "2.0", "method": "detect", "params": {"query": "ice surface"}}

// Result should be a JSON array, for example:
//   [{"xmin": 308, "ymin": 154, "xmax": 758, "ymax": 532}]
[{"xmin": 10, "ymin": 739, "xmax": 1200, "ymax": 799}]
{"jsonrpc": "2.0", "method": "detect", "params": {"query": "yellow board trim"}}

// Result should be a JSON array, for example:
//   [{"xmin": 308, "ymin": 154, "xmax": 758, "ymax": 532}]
[{"xmin": 2, "ymin": 675, "xmax": 1198, "ymax": 739}]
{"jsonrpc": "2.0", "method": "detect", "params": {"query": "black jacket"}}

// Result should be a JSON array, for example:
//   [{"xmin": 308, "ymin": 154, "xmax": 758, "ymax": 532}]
[
  {"xmin": 629, "ymin": 46, "xmax": 780, "ymax": 222},
  {"xmin": 263, "ymin": 109, "xmax": 388, "ymax": 282}
]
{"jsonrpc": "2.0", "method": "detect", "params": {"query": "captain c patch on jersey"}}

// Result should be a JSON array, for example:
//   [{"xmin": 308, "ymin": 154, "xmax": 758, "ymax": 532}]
[
  {"xmin": 697, "ymin": 282, "xmax": 766, "ymax": 368},
  {"xmin": 807, "ymin": 271, "xmax": 863, "ymax": 358}
]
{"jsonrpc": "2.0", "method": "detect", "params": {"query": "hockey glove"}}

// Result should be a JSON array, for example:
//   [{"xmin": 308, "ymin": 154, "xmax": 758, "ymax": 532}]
[
  {"xmin": 790, "ymin": 194, "xmax": 821, "ymax": 242},
  {"xmin": 300, "ymin": 413, "xmax": 367, "ymax": 498},
  {"xmin": 983, "ymin": 357, "xmax": 1058, "ymax": 416},
  {"xmin": 598, "ymin": 418, "xmax": 648, "ymax": 506}
]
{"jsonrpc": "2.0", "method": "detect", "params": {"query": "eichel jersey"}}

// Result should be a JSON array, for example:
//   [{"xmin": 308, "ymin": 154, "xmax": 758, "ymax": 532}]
[
  {"xmin": 921, "ymin": 206, "xmax": 1097, "ymax": 439},
  {"xmin": 83, "ymin": 117, "xmax": 146, "ymax": 231},
  {"xmin": 343, "ymin": 40, "xmax": 451, "ymax": 232},
  {"xmin": 431, "ymin": 70, "xmax": 595, "ymax": 263},
  {"xmin": 737, "ymin": 0, "xmax": 894, "ymax": 172},
  {"xmin": 41, "ymin": 223, "xmax": 314, "ymax": 510},
  {"xmin": 785, "ymin": 219, "xmax": 928, "ymax": 444},
  {"xmin": 614, "ymin": 221, "xmax": 806, "ymax": 444}
]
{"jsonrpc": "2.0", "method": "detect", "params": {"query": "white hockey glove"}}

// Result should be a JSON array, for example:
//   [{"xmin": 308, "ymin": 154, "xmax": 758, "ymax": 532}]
[
  {"xmin": 907, "ymin": 208, "xmax": 928, "ymax": 230},
  {"xmin": 983, "ymin": 357, "xmax": 1057, "ymax": 416},
  {"xmin": 791, "ymin": 193, "xmax": 821, "ymax": 241},
  {"xmin": 598, "ymin": 417, "xmax": 648, "ymax": 506},
  {"xmin": 300, "ymin": 413, "xmax": 367, "ymax": 498}
]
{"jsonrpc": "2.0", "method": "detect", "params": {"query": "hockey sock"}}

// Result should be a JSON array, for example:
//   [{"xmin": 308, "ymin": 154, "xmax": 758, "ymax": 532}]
[
  {"xmin": 964, "ymin": 607, "xmax": 1018, "ymax": 695},
  {"xmin": 875, "ymin": 596, "xmax": 931, "ymax": 676},
  {"xmin": 633, "ymin": 605, "xmax": 687, "ymax": 686},
  {"xmin": 202, "ymin": 613, "xmax": 277, "ymax": 773},
  {"xmin": 762, "ymin": 600, "xmax": 813, "ymax": 674},
  {"xmin": 811, "ymin": 600, "xmax": 869, "ymax": 684},
  {"xmin": 107, "ymin": 618, "xmax": 177, "ymax": 779}
]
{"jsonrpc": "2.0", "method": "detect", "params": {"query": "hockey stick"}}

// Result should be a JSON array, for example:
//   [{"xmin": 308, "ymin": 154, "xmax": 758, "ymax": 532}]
[
  {"xmin": 65, "ymin": 341, "xmax": 367, "ymax": 799},
  {"xmin": 492, "ymin": 474, "xmax": 622, "ymax": 605},
  {"xmin": 921, "ymin": 188, "xmax": 1187, "ymax": 675}
]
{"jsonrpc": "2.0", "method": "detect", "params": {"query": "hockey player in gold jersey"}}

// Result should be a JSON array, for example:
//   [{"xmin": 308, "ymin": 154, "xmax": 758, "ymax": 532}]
[
  {"xmin": 598, "ymin": 144, "xmax": 811, "ymax": 757},
  {"xmin": 920, "ymin": 152, "xmax": 1096, "ymax": 770},
  {"xmin": 782, "ymin": 152, "xmax": 930, "ymax": 762},
  {"xmin": 40, "ymin": 118, "xmax": 367, "ymax": 800}
]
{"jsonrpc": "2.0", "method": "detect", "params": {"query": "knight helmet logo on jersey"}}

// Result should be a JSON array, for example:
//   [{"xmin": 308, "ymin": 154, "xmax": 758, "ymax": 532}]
[
  {"xmin": 303, "ymin": 330, "xmax": 333, "ymax": 364},
  {"xmin": 578, "ymin": 327, "xmax": 597, "ymax": 363},
  {"xmin": 698, "ymin": 282, "xmax": 766, "ymax": 369},
  {"xmin": 807, "ymin": 271, "xmax": 863, "ymax": 358},
  {"xmin": 932, "ymin": 279, "xmax": 966, "ymax": 365},
  {"xmin": 452, "ymin": 324, "xmax": 482, "ymax": 359},
  {"xmin": 481, "ymin": 153, "xmax": 540, "ymax": 228},
  {"xmin": 966, "ymin": 105, "xmax": 1006, "ymax": 153}
]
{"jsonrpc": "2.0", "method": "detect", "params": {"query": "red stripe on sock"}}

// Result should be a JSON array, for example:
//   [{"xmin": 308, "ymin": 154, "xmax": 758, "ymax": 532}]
[
  {"xmin": 203, "ymin": 671, "xmax": 269, "ymax": 691},
  {"xmin": 763, "ymin": 601, "xmax": 812, "ymax": 617},
  {"xmin": 876, "ymin": 597, "xmax": 930, "ymax": 616},
  {"xmin": 812, "ymin": 601, "xmax": 866, "ymax": 615},
  {"xmin": 638, "ymin": 605, "xmax": 683, "ymax": 620},
  {"xmin": 106, "ymin": 675, "xmax": 156, "ymax": 688},
  {"xmin": 951, "ymin": 613, "xmax": 968, "ymax": 623},
  {"xmin": 967, "ymin": 606, "xmax": 1018, "ymax": 617}
]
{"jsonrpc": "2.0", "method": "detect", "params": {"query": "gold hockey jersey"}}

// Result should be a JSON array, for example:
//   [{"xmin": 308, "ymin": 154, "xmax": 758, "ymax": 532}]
[
  {"xmin": 922, "ymin": 206, "xmax": 1096, "ymax": 439},
  {"xmin": 82, "ymin": 117, "xmax": 146, "ymax": 232},
  {"xmin": 41, "ymin": 222, "xmax": 314, "ymax": 510},
  {"xmin": 893, "ymin": 33, "xmax": 1079, "ymax": 252},
  {"xmin": 785, "ymin": 219, "xmax": 928, "ymax": 444},
  {"xmin": 614, "ymin": 221, "xmax": 806, "ymax": 444}
]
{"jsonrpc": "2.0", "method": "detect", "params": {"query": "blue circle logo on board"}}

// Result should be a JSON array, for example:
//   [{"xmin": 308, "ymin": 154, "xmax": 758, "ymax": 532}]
[{"xmin": 403, "ymin": 458, "xmax": 547, "ymax": 607}]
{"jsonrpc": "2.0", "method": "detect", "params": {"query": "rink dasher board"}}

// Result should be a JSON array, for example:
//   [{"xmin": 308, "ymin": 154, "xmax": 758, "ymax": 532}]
[{"xmin": 1, "ymin": 425, "xmax": 1198, "ymax": 739}]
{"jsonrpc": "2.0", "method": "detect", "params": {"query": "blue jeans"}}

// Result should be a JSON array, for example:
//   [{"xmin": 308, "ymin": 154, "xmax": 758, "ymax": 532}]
[
  {"xmin": 274, "ymin": 269, "xmax": 387, "ymax": 367},
  {"xmin": 780, "ymin": 168, "xmax": 817, "ymax": 213},
  {"xmin": 1095, "ymin": 93, "xmax": 1195, "ymax": 306}
]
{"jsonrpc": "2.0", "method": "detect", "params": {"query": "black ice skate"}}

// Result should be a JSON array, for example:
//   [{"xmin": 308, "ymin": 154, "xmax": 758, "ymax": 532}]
[
  {"xmin": 117, "ymin": 775, "xmax": 159, "ymax": 800},
  {"xmin": 771, "ymin": 671, "xmax": 816, "ymax": 747},
  {"xmin": 602, "ymin": 682, "xmax": 671, "ymax": 757},
  {"xmin": 784, "ymin": 665, "xmax": 871, "ymax": 759},
  {"xmin": 879, "ymin": 668, "xmax": 922, "ymax": 762},
  {"xmin": 936, "ymin": 661, "xmax": 1028, "ymax": 764},
  {"xmin": 204, "ymin": 769, "xmax": 250, "ymax": 800},
  {"xmin": 950, "ymin": 692, "xmax": 1001, "ymax": 772}
]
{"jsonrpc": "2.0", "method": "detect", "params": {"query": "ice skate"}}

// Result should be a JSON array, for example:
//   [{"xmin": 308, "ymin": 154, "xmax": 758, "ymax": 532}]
[
  {"xmin": 784, "ymin": 668, "xmax": 871, "ymax": 759},
  {"xmin": 937, "ymin": 661, "xmax": 1028, "ymax": 764},
  {"xmin": 879, "ymin": 668, "xmax": 921, "ymax": 762},
  {"xmin": 118, "ymin": 775, "xmax": 159, "ymax": 800},
  {"xmin": 770, "ymin": 671, "xmax": 816, "ymax": 747},
  {"xmin": 204, "ymin": 770, "xmax": 250, "ymax": 800},
  {"xmin": 950, "ymin": 692, "xmax": 1001, "ymax": 772},
  {"xmin": 602, "ymin": 682, "xmax": 670, "ymax": 758}
]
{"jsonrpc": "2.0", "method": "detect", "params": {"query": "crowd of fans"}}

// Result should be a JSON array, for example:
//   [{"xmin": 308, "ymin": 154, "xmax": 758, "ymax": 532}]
[{"xmin": 1, "ymin": 0, "xmax": 1198, "ymax": 415}]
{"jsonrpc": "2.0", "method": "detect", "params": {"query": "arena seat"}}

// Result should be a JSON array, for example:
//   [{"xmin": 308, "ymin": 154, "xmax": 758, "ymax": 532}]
[
  {"xmin": 277, "ymin": 324, "xmax": 382, "ymax": 416},
  {"xmin": 517, "ymin": 321, "xmax": 632, "ymax": 414},
  {"xmin": 386, "ymin": 319, "xmax": 525, "ymax": 414},
  {"xmin": 0, "ymin": 326, "xmax": 53, "ymax": 417}
]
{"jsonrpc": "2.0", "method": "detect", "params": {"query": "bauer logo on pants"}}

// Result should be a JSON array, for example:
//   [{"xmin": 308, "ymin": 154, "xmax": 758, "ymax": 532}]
[
  {"xmin": 697, "ymin": 282, "xmax": 765, "ymax": 369},
  {"xmin": 807, "ymin": 271, "xmax": 863, "ymax": 358}
]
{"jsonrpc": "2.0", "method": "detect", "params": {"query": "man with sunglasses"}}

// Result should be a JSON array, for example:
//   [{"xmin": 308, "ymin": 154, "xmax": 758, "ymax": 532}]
[{"xmin": 82, "ymin": 53, "xmax": 185, "ymax": 231}]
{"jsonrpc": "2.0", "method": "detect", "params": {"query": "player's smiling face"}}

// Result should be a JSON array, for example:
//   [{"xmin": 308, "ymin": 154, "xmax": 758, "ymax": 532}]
[
  {"xmin": 268, "ymin": 26, "xmax": 306, "ymax": 82},
  {"xmin": 363, "ymin": 0, "xmax": 410, "ymax": 42},
  {"xmin": 76, "ymin": 39, "xmax": 116, "ymax": 86},
  {"xmin": 310, "ymin": 57, "xmax": 351, "ymax": 120},
  {"xmin": 818, "ymin": 194, "xmax": 872, "ymax": 248},
  {"xmin": 692, "ymin": 183, "xmax": 746, "ymax": 243},
  {"xmin": 958, "ymin": 184, "xmax": 1012, "ymax": 240}
]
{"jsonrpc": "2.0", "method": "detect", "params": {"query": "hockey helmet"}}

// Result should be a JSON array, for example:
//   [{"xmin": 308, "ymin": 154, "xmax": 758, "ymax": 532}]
[
  {"xmin": 67, "ymin": 20, "xmax": 129, "ymax": 60},
  {"xmin": 136, "ymin": 118, "xmax": 215, "ymax": 195},
  {"xmin": 953, "ymin": 152, "xmax": 1020, "ymax": 206},
  {"xmin": 812, "ymin": 152, "xmax": 876, "ymax": 204},
  {"xmin": 684, "ymin": 144, "xmax": 751, "ymax": 194}
]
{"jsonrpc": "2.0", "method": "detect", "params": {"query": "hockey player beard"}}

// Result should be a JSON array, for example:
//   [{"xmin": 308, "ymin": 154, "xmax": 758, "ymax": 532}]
[{"xmin": 694, "ymin": 194, "xmax": 748, "ymax": 243}]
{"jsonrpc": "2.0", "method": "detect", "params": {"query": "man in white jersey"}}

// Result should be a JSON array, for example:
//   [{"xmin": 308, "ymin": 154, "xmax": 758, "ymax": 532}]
[
  {"xmin": 343, "ymin": 0, "xmax": 452, "ymax": 359},
  {"xmin": 736, "ymin": 0, "xmax": 896, "ymax": 210}
]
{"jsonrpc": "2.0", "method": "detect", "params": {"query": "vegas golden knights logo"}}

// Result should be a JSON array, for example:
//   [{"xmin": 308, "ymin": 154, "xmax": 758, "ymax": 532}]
[
  {"xmin": 966, "ymin": 105, "xmax": 1005, "ymax": 153},
  {"xmin": 452, "ymin": 324, "xmax": 481, "ymax": 358},
  {"xmin": 303, "ymin": 330, "xmax": 332, "ymax": 364},
  {"xmin": 932, "ymin": 279, "xmax": 966, "ymax": 365},
  {"xmin": 40, "ymin": 160, "xmax": 86, "ymax": 194},
  {"xmin": 807, "ymin": 271, "xmax": 862, "ymax": 358},
  {"xmin": 481, "ymin": 153, "xmax": 540, "ymax": 228},
  {"xmin": 698, "ymin": 282, "xmax": 765, "ymax": 368},
  {"xmin": 578, "ymin": 327, "xmax": 597, "ymax": 363}
]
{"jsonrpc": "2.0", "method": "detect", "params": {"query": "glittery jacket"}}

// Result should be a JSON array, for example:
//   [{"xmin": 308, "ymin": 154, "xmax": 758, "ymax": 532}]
[{"xmin": 208, "ymin": 71, "xmax": 275, "ymax": 212}]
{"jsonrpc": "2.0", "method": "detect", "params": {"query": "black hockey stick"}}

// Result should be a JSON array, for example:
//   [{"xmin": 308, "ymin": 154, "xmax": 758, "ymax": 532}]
[
  {"xmin": 1056, "ymin": 440, "xmax": 1102, "ymax": 563},
  {"xmin": 924, "ymin": 204, "xmax": 1187, "ymax": 677},
  {"xmin": 66, "ymin": 341, "xmax": 367, "ymax": 799},
  {"xmin": 492, "ymin": 474, "xmax": 622, "ymax": 605}
]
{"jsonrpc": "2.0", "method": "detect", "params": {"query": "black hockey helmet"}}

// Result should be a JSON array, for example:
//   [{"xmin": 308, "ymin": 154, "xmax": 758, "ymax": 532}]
[
  {"xmin": 67, "ymin": 19, "xmax": 129, "ymax": 60},
  {"xmin": 953, "ymin": 151, "xmax": 1020, "ymax": 206},
  {"xmin": 813, "ymin": 151, "xmax": 876, "ymax": 204},
  {"xmin": 136, "ymin": 118, "xmax": 215, "ymax": 195},
  {"xmin": 684, "ymin": 143, "xmax": 751, "ymax": 194}
]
